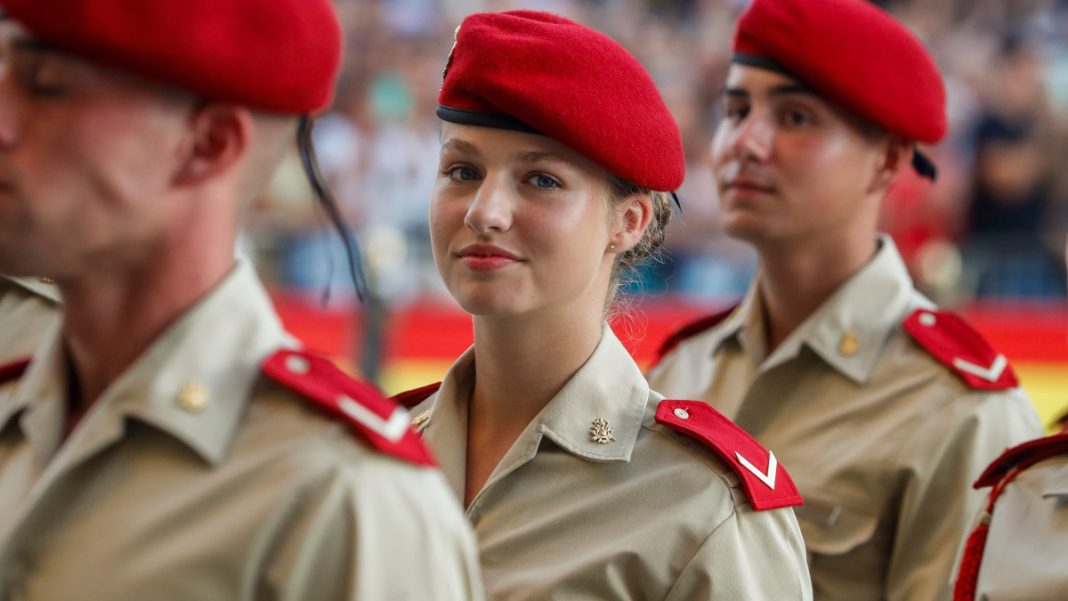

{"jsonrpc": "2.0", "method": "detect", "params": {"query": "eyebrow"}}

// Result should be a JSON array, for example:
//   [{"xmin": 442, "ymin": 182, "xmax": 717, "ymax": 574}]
[
  {"xmin": 440, "ymin": 138, "xmax": 481, "ymax": 157},
  {"xmin": 514, "ymin": 150, "xmax": 568, "ymax": 165}
]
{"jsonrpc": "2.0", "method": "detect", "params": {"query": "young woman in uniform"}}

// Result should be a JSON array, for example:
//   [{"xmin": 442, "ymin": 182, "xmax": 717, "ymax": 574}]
[{"xmin": 396, "ymin": 10, "xmax": 812, "ymax": 599}]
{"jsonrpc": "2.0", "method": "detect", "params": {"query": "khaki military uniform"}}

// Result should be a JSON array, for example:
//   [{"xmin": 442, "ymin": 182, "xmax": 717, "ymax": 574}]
[
  {"xmin": 648, "ymin": 237, "xmax": 1042, "ymax": 601},
  {"xmin": 0, "ymin": 277, "xmax": 59, "ymax": 364},
  {"xmin": 409, "ymin": 327, "xmax": 812, "ymax": 600},
  {"xmin": 0, "ymin": 263, "xmax": 483, "ymax": 601},
  {"xmin": 955, "ymin": 435, "xmax": 1068, "ymax": 600}
]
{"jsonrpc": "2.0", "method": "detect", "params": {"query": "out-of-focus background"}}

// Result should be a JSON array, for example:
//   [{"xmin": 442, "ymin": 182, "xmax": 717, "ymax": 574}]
[{"xmin": 248, "ymin": 0, "xmax": 1068, "ymax": 425}]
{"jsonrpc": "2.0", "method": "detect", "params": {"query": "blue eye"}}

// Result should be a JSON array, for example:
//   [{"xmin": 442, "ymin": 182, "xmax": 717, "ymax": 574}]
[
  {"xmin": 445, "ymin": 166, "xmax": 480, "ymax": 181},
  {"xmin": 527, "ymin": 173, "xmax": 561, "ymax": 190}
]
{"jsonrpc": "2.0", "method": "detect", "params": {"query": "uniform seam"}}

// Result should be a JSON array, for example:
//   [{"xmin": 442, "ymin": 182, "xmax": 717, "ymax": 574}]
[{"xmin": 659, "ymin": 508, "xmax": 739, "ymax": 600}]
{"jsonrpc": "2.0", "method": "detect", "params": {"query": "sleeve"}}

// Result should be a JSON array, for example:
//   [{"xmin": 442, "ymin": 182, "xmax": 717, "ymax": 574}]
[
  {"xmin": 663, "ymin": 505, "xmax": 813, "ymax": 600},
  {"xmin": 260, "ymin": 457, "xmax": 485, "ymax": 601},
  {"xmin": 886, "ymin": 388, "xmax": 1042, "ymax": 601}
]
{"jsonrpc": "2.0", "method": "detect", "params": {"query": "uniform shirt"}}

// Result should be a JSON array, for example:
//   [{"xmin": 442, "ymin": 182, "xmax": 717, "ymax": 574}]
[
  {"xmin": 0, "ymin": 277, "xmax": 60, "ymax": 364},
  {"xmin": 648, "ymin": 237, "xmax": 1042, "ymax": 601},
  {"xmin": 409, "ymin": 327, "xmax": 813, "ymax": 600},
  {"xmin": 960, "ymin": 439, "xmax": 1068, "ymax": 600},
  {"xmin": 0, "ymin": 262, "xmax": 483, "ymax": 601}
]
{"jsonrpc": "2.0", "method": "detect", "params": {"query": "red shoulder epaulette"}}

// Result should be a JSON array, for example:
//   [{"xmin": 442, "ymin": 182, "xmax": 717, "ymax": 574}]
[
  {"xmin": 656, "ymin": 400, "xmax": 803, "ymax": 511},
  {"xmin": 973, "ymin": 432, "xmax": 1068, "ymax": 489},
  {"xmin": 650, "ymin": 304, "xmax": 738, "ymax": 369},
  {"xmin": 390, "ymin": 382, "xmax": 442, "ymax": 410},
  {"xmin": 0, "ymin": 358, "xmax": 31, "ymax": 386},
  {"xmin": 262, "ymin": 349, "xmax": 435, "ymax": 467},
  {"xmin": 902, "ymin": 308, "xmax": 1019, "ymax": 391}
]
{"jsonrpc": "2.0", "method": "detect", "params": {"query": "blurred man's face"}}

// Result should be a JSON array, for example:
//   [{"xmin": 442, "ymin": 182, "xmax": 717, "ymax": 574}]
[
  {"xmin": 709, "ymin": 64, "xmax": 891, "ymax": 247},
  {"xmin": 0, "ymin": 22, "xmax": 192, "ymax": 277}
]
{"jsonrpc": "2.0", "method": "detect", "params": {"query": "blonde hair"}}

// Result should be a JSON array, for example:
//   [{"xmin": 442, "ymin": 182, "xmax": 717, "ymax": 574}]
[{"xmin": 605, "ymin": 174, "xmax": 673, "ymax": 314}]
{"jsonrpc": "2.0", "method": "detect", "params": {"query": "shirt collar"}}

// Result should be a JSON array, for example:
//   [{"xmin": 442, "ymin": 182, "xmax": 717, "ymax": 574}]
[
  {"xmin": 3, "ymin": 262, "xmax": 290, "ymax": 465},
  {"xmin": 418, "ymin": 326, "xmax": 650, "ymax": 496},
  {"xmin": 723, "ymin": 235, "xmax": 921, "ymax": 384},
  {"xmin": 1, "ymin": 275, "xmax": 62, "ymax": 304}
]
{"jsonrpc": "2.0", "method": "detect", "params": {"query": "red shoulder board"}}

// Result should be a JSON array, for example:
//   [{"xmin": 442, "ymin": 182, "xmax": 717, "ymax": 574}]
[
  {"xmin": 0, "ymin": 358, "xmax": 31, "ymax": 386},
  {"xmin": 974, "ymin": 432, "xmax": 1068, "ymax": 489},
  {"xmin": 390, "ymin": 382, "xmax": 442, "ymax": 410},
  {"xmin": 262, "ymin": 349, "xmax": 435, "ymax": 467},
  {"xmin": 902, "ymin": 309, "xmax": 1019, "ymax": 391},
  {"xmin": 656, "ymin": 400, "xmax": 803, "ymax": 511},
  {"xmin": 651, "ymin": 304, "xmax": 738, "ymax": 369}
]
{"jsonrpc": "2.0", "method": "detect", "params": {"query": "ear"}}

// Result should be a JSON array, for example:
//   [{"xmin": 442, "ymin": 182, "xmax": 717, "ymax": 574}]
[
  {"xmin": 868, "ymin": 136, "xmax": 912, "ymax": 195},
  {"xmin": 608, "ymin": 192, "xmax": 654, "ymax": 254},
  {"xmin": 172, "ymin": 103, "xmax": 252, "ymax": 187}
]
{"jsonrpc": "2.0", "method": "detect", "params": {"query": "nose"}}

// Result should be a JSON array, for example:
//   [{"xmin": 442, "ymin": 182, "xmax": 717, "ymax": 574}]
[
  {"xmin": 726, "ymin": 110, "xmax": 773, "ymax": 164},
  {"xmin": 464, "ymin": 175, "xmax": 513, "ymax": 235}
]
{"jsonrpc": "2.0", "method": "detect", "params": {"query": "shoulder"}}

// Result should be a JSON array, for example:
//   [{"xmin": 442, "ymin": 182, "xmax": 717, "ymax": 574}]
[
  {"xmin": 974, "ymin": 432, "xmax": 1068, "ymax": 489},
  {"xmin": 650, "ymin": 304, "xmax": 738, "ymax": 369},
  {"xmin": 652, "ymin": 399, "xmax": 803, "ymax": 511},
  {"xmin": 900, "ymin": 308, "xmax": 1019, "ymax": 391},
  {"xmin": 260, "ymin": 349, "xmax": 435, "ymax": 467}
]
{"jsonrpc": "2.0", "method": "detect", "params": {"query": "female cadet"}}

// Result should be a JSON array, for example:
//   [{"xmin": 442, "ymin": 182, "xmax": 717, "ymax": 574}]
[{"xmin": 395, "ymin": 10, "xmax": 812, "ymax": 599}]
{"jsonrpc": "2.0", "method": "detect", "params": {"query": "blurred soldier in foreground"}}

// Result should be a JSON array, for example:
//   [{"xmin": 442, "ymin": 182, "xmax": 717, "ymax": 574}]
[{"xmin": 0, "ymin": 0, "xmax": 482, "ymax": 598}]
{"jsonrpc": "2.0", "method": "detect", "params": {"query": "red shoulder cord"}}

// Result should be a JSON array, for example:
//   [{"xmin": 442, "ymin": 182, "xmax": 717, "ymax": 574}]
[{"xmin": 952, "ymin": 463, "xmax": 1030, "ymax": 601}]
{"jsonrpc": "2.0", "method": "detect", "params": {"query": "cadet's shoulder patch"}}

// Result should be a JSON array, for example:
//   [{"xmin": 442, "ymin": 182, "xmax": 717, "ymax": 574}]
[
  {"xmin": 0, "ymin": 358, "xmax": 31, "ymax": 386},
  {"xmin": 974, "ymin": 432, "xmax": 1068, "ymax": 489},
  {"xmin": 390, "ymin": 382, "xmax": 442, "ymax": 410},
  {"xmin": 902, "ymin": 308, "xmax": 1018, "ymax": 391},
  {"xmin": 656, "ymin": 400, "xmax": 803, "ymax": 511},
  {"xmin": 651, "ymin": 304, "xmax": 738, "ymax": 369},
  {"xmin": 262, "ymin": 349, "xmax": 435, "ymax": 467}
]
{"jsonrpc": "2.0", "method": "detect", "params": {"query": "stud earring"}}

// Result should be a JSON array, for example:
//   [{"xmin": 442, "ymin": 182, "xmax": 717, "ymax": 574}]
[{"xmin": 609, "ymin": 243, "xmax": 617, "ymax": 251}]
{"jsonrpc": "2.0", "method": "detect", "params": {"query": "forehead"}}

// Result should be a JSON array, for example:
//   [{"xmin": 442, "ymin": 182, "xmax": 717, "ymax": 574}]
[{"xmin": 724, "ymin": 64, "xmax": 812, "ymax": 97}]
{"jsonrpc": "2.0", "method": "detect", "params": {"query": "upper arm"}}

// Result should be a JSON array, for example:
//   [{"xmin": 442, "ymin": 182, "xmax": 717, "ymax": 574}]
[{"xmin": 664, "ymin": 506, "xmax": 813, "ymax": 600}]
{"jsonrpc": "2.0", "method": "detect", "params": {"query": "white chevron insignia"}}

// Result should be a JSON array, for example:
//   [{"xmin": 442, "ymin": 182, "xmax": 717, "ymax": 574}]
[
  {"xmin": 736, "ymin": 451, "xmax": 778, "ymax": 489},
  {"xmin": 337, "ymin": 395, "xmax": 410, "ymax": 442},
  {"xmin": 952, "ymin": 354, "xmax": 1007, "ymax": 383}
]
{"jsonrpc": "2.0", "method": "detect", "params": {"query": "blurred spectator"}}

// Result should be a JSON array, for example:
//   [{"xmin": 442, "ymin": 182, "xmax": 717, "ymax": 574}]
[{"xmin": 247, "ymin": 0, "xmax": 1068, "ymax": 308}]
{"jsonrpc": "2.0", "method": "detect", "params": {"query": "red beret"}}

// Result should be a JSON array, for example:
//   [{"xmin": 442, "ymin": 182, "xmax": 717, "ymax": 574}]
[
  {"xmin": 734, "ymin": 0, "xmax": 946, "ymax": 144},
  {"xmin": 438, "ymin": 11, "xmax": 684, "ymax": 192},
  {"xmin": 0, "ymin": 0, "xmax": 341, "ymax": 114}
]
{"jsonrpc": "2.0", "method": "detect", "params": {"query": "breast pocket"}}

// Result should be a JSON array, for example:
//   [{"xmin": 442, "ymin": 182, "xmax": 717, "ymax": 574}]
[{"xmin": 793, "ymin": 495, "xmax": 879, "ymax": 557}]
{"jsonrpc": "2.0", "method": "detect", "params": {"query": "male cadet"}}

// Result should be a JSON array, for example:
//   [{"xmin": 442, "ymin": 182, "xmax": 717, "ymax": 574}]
[
  {"xmin": 0, "ymin": 1, "xmax": 483, "ymax": 599},
  {"xmin": 0, "ymin": 277, "xmax": 58, "ymax": 362},
  {"xmin": 950, "ymin": 239, "xmax": 1068, "ymax": 601},
  {"xmin": 647, "ymin": 0, "xmax": 1042, "ymax": 599}
]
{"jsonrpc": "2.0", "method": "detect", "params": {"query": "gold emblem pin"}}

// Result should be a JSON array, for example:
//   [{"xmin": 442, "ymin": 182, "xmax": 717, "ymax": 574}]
[
  {"xmin": 838, "ymin": 332, "xmax": 860, "ymax": 357},
  {"xmin": 411, "ymin": 410, "xmax": 432, "ymax": 432},
  {"xmin": 590, "ymin": 418, "xmax": 615, "ymax": 444},
  {"xmin": 177, "ymin": 381, "xmax": 209, "ymax": 413},
  {"xmin": 442, "ymin": 24, "xmax": 461, "ymax": 81}
]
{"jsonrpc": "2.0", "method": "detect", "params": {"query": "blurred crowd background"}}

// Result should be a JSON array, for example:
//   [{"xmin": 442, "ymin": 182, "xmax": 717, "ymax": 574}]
[
  {"xmin": 252, "ymin": 0, "xmax": 1068, "ymax": 311},
  {"xmin": 247, "ymin": 0, "xmax": 1068, "ymax": 391}
]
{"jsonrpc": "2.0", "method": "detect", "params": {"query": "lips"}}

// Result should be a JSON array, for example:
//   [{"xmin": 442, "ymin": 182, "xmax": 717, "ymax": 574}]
[{"xmin": 457, "ymin": 243, "xmax": 523, "ymax": 271}]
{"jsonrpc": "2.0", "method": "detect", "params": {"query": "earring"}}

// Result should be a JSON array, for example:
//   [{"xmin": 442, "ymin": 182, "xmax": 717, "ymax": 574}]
[{"xmin": 609, "ymin": 243, "xmax": 617, "ymax": 251}]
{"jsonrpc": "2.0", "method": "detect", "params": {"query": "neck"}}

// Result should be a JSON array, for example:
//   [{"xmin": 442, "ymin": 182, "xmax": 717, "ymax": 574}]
[
  {"xmin": 470, "ymin": 304, "xmax": 604, "ymax": 430},
  {"xmin": 58, "ymin": 219, "xmax": 236, "ymax": 410},
  {"xmin": 755, "ymin": 229, "xmax": 878, "ymax": 352}
]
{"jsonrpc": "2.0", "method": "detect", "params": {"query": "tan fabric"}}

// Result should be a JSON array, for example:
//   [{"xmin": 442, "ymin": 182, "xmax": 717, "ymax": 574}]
[
  {"xmin": 0, "ymin": 277, "xmax": 60, "ymax": 365},
  {"xmin": 648, "ymin": 236, "xmax": 1042, "ymax": 601},
  {"xmin": 969, "ymin": 453, "xmax": 1068, "ymax": 600},
  {"xmin": 0, "ymin": 263, "xmax": 483, "ymax": 601},
  {"xmin": 410, "ymin": 327, "xmax": 812, "ymax": 600}
]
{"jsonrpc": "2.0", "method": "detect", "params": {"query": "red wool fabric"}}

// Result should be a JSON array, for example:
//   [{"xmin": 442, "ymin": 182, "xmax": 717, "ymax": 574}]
[
  {"xmin": 0, "ymin": 0, "xmax": 342, "ymax": 114},
  {"xmin": 438, "ymin": 10, "xmax": 685, "ymax": 192},
  {"xmin": 734, "ymin": 0, "xmax": 946, "ymax": 144}
]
